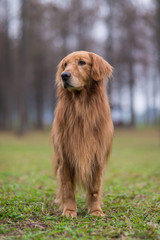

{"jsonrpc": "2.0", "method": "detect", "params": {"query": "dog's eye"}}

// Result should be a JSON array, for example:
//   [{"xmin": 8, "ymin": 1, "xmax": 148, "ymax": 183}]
[
  {"xmin": 78, "ymin": 60, "xmax": 86, "ymax": 66},
  {"xmin": 64, "ymin": 62, "xmax": 67, "ymax": 67}
]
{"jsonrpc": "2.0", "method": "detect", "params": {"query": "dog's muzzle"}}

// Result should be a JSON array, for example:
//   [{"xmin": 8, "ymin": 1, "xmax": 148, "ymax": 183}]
[
  {"xmin": 61, "ymin": 71, "xmax": 72, "ymax": 88},
  {"xmin": 61, "ymin": 71, "xmax": 71, "ymax": 81}
]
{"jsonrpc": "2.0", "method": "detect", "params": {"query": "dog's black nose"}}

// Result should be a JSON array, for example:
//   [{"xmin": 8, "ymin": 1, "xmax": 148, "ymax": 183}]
[{"xmin": 61, "ymin": 72, "xmax": 71, "ymax": 81}]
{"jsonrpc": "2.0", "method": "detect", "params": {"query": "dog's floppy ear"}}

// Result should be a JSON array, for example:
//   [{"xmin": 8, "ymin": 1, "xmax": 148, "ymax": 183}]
[
  {"xmin": 56, "ymin": 58, "xmax": 65, "ymax": 85},
  {"xmin": 89, "ymin": 53, "xmax": 113, "ymax": 81}
]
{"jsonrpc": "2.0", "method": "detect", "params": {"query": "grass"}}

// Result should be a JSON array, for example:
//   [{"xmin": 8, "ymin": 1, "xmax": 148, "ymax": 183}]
[{"xmin": 0, "ymin": 128, "xmax": 160, "ymax": 239}]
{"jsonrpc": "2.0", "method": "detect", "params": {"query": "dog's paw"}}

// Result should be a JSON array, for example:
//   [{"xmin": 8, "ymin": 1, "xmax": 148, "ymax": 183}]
[
  {"xmin": 62, "ymin": 209, "xmax": 77, "ymax": 218},
  {"xmin": 90, "ymin": 210, "xmax": 105, "ymax": 217}
]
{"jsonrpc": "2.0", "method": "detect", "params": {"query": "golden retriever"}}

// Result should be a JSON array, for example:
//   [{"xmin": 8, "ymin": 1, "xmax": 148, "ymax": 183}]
[{"xmin": 52, "ymin": 51, "xmax": 114, "ymax": 217}]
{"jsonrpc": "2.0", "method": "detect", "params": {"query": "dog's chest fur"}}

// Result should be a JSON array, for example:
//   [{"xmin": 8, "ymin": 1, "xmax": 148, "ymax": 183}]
[
  {"xmin": 52, "ymin": 83, "xmax": 114, "ymax": 184},
  {"xmin": 53, "ymin": 86, "xmax": 112, "ymax": 171}
]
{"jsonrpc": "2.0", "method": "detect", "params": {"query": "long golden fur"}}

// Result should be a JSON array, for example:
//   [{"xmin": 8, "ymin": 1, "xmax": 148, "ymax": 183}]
[{"xmin": 52, "ymin": 51, "xmax": 114, "ymax": 217}]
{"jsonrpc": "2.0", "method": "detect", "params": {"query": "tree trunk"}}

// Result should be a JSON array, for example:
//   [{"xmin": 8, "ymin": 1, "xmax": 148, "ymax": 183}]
[
  {"xmin": 35, "ymin": 68, "xmax": 44, "ymax": 129},
  {"xmin": 0, "ymin": 0, "xmax": 13, "ymax": 130},
  {"xmin": 156, "ymin": 0, "xmax": 160, "ymax": 142},
  {"xmin": 105, "ymin": 0, "xmax": 114, "ymax": 104},
  {"xmin": 18, "ymin": 0, "xmax": 29, "ymax": 134},
  {"xmin": 128, "ymin": 62, "xmax": 135, "ymax": 127}
]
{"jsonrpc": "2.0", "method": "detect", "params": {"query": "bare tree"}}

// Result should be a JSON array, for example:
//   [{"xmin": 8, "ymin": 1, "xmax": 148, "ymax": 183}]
[
  {"xmin": 155, "ymin": 0, "xmax": 160, "ymax": 136},
  {"xmin": 156, "ymin": 0, "xmax": 160, "ymax": 72},
  {"xmin": 18, "ymin": 0, "xmax": 30, "ymax": 134},
  {"xmin": 104, "ymin": 0, "xmax": 115, "ymax": 102},
  {"xmin": 0, "ymin": 0, "xmax": 13, "ymax": 129}
]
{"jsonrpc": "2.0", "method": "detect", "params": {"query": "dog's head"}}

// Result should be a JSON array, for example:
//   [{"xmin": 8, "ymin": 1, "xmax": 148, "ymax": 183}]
[{"xmin": 56, "ymin": 51, "xmax": 113, "ymax": 91}]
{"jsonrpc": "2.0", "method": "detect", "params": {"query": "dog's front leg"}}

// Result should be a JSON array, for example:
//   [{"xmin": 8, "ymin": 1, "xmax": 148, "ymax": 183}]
[
  {"xmin": 58, "ymin": 162, "xmax": 77, "ymax": 218},
  {"xmin": 87, "ymin": 167, "xmax": 104, "ymax": 217}
]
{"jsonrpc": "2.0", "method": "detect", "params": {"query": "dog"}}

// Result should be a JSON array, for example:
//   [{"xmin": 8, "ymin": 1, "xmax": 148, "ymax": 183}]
[{"xmin": 52, "ymin": 51, "xmax": 114, "ymax": 217}]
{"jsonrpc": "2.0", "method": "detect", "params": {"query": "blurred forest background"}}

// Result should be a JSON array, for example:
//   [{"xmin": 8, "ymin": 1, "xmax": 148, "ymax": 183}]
[{"xmin": 0, "ymin": 0, "xmax": 160, "ymax": 133}]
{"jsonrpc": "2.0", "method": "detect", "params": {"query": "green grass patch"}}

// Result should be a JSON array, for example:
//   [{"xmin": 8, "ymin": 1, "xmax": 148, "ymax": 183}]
[{"xmin": 0, "ymin": 129, "xmax": 160, "ymax": 239}]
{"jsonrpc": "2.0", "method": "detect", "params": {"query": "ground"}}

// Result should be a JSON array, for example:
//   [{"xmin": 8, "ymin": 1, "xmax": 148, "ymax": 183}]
[{"xmin": 0, "ymin": 128, "xmax": 160, "ymax": 239}]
